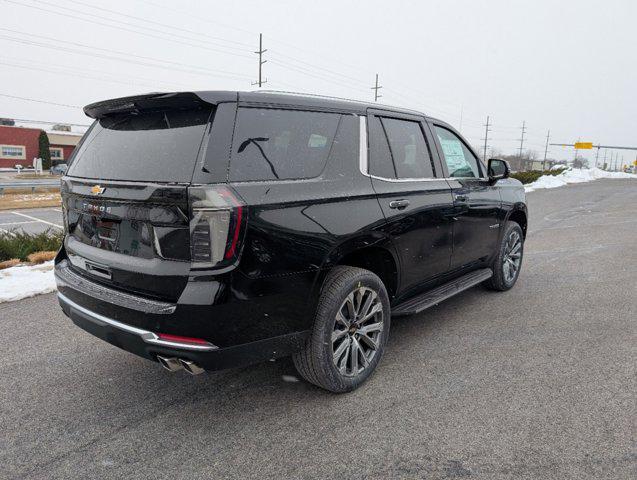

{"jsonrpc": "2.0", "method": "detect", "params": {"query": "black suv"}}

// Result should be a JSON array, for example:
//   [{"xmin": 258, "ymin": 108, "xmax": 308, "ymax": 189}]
[{"xmin": 55, "ymin": 91, "xmax": 527, "ymax": 393}]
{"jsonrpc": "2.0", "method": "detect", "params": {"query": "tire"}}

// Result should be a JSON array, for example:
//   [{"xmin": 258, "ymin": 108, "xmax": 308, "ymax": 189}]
[
  {"xmin": 293, "ymin": 266, "xmax": 391, "ymax": 393},
  {"xmin": 484, "ymin": 221, "xmax": 524, "ymax": 291}
]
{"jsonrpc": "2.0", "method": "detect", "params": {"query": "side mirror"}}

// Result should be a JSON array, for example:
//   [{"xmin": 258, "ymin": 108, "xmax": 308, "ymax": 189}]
[{"xmin": 488, "ymin": 158, "xmax": 510, "ymax": 183}]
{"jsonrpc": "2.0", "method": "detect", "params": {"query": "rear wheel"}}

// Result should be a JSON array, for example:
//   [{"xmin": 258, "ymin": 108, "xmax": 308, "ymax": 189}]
[
  {"xmin": 485, "ymin": 221, "xmax": 524, "ymax": 291},
  {"xmin": 293, "ymin": 266, "xmax": 390, "ymax": 393}
]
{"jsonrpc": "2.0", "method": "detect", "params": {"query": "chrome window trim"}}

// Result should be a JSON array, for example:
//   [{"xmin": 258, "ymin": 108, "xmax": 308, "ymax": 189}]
[
  {"xmin": 359, "ymin": 115, "xmax": 368, "ymax": 176},
  {"xmin": 58, "ymin": 292, "xmax": 218, "ymax": 351}
]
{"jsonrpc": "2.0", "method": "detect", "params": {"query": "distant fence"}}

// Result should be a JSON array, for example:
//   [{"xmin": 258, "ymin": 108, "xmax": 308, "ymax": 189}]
[{"xmin": 0, "ymin": 180, "xmax": 60, "ymax": 195}]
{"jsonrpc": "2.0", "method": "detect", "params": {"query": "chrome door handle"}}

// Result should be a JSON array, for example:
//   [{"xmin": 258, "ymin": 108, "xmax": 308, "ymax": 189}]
[
  {"xmin": 389, "ymin": 199, "xmax": 410, "ymax": 210},
  {"xmin": 454, "ymin": 194, "xmax": 468, "ymax": 202}
]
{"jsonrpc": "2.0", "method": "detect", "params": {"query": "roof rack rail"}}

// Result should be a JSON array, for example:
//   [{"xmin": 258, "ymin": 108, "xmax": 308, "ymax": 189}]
[
  {"xmin": 254, "ymin": 90, "xmax": 366, "ymax": 104},
  {"xmin": 251, "ymin": 90, "xmax": 428, "ymax": 117}
]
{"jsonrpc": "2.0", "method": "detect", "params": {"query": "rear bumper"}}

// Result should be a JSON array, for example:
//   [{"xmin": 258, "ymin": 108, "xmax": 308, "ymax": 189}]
[{"xmin": 57, "ymin": 291, "xmax": 308, "ymax": 371}]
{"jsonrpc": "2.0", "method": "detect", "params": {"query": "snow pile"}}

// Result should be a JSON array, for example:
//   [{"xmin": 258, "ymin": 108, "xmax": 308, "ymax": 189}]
[
  {"xmin": 525, "ymin": 167, "xmax": 636, "ymax": 193},
  {"xmin": 0, "ymin": 260, "xmax": 56, "ymax": 303}
]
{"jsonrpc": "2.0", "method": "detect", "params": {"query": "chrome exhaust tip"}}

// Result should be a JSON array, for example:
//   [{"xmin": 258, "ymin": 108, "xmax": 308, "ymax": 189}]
[
  {"xmin": 157, "ymin": 355, "xmax": 183, "ymax": 372},
  {"xmin": 179, "ymin": 359, "xmax": 205, "ymax": 375}
]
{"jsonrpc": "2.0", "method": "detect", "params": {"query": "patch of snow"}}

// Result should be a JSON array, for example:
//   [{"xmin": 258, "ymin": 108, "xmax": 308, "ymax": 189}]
[
  {"xmin": 550, "ymin": 164, "xmax": 567, "ymax": 171},
  {"xmin": 525, "ymin": 167, "xmax": 636, "ymax": 193},
  {"xmin": 0, "ymin": 261, "xmax": 56, "ymax": 303}
]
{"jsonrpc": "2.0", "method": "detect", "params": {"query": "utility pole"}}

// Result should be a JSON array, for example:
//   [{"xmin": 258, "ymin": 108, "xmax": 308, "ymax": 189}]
[
  {"xmin": 603, "ymin": 149, "xmax": 607, "ymax": 170},
  {"xmin": 595, "ymin": 145, "xmax": 600, "ymax": 168},
  {"xmin": 542, "ymin": 129, "xmax": 550, "ymax": 170},
  {"xmin": 252, "ymin": 33, "xmax": 267, "ymax": 88},
  {"xmin": 518, "ymin": 120, "xmax": 527, "ymax": 170},
  {"xmin": 481, "ymin": 115, "xmax": 491, "ymax": 162},
  {"xmin": 371, "ymin": 73, "xmax": 382, "ymax": 102}
]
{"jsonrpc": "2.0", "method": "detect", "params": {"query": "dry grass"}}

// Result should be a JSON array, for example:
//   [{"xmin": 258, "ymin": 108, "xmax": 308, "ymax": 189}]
[
  {"xmin": 0, "ymin": 190, "xmax": 61, "ymax": 210},
  {"xmin": 12, "ymin": 173, "xmax": 52, "ymax": 179},
  {"xmin": 27, "ymin": 251, "xmax": 57, "ymax": 264},
  {"xmin": 0, "ymin": 258, "xmax": 20, "ymax": 270}
]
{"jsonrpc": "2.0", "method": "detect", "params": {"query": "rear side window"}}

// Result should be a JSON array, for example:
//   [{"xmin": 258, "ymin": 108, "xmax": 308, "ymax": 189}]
[
  {"xmin": 369, "ymin": 116, "xmax": 435, "ymax": 179},
  {"xmin": 382, "ymin": 118, "xmax": 434, "ymax": 179},
  {"xmin": 67, "ymin": 107, "xmax": 212, "ymax": 182},
  {"xmin": 230, "ymin": 108, "xmax": 341, "ymax": 181},
  {"xmin": 434, "ymin": 126, "xmax": 481, "ymax": 178}
]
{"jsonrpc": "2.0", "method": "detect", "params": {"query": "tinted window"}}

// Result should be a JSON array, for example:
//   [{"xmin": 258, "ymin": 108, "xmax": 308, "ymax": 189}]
[
  {"xmin": 230, "ymin": 108, "xmax": 341, "ymax": 181},
  {"xmin": 434, "ymin": 126, "xmax": 481, "ymax": 178},
  {"xmin": 328, "ymin": 114, "xmax": 359, "ymax": 174},
  {"xmin": 368, "ymin": 116, "xmax": 395, "ymax": 178},
  {"xmin": 382, "ymin": 118, "xmax": 434, "ymax": 179},
  {"xmin": 67, "ymin": 107, "xmax": 212, "ymax": 182}
]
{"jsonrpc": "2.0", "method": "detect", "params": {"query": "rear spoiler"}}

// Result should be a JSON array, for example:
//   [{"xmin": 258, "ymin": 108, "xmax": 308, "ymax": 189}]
[{"xmin": 83, "ymin": 91, "xmax": 238, "ymax": 119}]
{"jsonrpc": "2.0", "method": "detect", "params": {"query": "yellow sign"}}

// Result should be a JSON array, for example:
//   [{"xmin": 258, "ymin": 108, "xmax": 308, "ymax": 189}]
[
  {"xmin": 633, "ymin": 160, "xmax": 637, "ymax": 166},
  {"xmin": 574, "ymin": 142, "xmax": 593, "ymax": 149}
]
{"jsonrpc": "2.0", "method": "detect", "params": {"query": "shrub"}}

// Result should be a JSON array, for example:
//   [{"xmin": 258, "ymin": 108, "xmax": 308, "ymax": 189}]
[
  {"xmin": 510, "ymin": 171, "xmax": 544, "ymax": 184},
  {"xmin": 510, "ymin": 167, "xmax": 568, "ymax": 184},
  {"xmin": 0, "ymin": 259, "xmax": 20, "ymax": 270},
  {"xmin": 0, "ymin": 229, "xmax": 63, "ymax": 261},
  {"xmin": 38, "ymin": 131, "xmax": 51, "ymax": 170},
  {"xmin": 27, "ymin": 251, "xmax": 58, "ymax": 264}
]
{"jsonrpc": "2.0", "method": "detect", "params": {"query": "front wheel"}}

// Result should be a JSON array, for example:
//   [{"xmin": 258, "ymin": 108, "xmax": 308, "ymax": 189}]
[
  {"xmin": 485, "ymin": 221, "xmax": 524, "ymax": 291},
  {"xmin": 293, "ymin": 266, "xmax": 390, "ymax": 393}
]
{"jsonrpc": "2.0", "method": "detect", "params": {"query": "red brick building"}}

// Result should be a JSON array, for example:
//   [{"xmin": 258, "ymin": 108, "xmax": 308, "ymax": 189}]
[{"xmin": 0, "ymin": 125, "xmax": 83, "ymax": 169}]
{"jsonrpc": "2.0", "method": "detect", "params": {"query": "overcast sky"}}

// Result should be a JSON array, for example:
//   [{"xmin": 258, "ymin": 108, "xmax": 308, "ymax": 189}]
[{"xmin": 2, "ymin": 0, "xmax": 636, "ymax": 165}]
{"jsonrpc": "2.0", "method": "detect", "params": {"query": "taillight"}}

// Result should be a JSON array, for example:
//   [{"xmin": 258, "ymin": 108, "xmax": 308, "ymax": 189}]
[{"xmin": 188, "ymin": 186, "xmax": 246, "ymax": 269}]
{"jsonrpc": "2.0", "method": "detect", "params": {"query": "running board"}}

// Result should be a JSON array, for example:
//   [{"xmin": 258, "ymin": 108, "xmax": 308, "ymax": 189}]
[{"xmin": 392, "ymin": 268, "xmax": 493, "ymax": 317}]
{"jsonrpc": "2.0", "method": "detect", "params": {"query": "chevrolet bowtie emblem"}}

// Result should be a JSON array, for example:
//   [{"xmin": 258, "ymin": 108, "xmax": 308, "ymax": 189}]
[{"xmin": 91, "ymin": 185, "xmax": 105, "ymax": 195}]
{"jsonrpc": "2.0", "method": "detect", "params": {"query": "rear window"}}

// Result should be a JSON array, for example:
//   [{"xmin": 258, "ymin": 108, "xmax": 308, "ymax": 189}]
[
  {"xmin": 229, "ymin": 108, "xmax": 341, "ymax": 181},
  {"xmin": 67, "ymin": 107, "xmax": 212, "ymax": 182}
]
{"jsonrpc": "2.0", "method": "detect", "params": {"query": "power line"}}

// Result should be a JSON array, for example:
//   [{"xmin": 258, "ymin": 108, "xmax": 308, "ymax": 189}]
[
  {"xmin": 0, "ymin": 28, "xmax": 251, "ymax": 80},
  {"xmin": 128, "ymin": 0, "xmax": 479, "ymax": 118},
  {"xmin": 4, "ymin": 1, "xmax": 495, "ymax": 126},
  {"xmin": 4, "ymin": 0, "xmax": 254, "ymax": 60},
  {"xmin": 60, "ymin": 0, "xmax": 254, "ymax": 49},
  {"xmin": 134, "ymin": 0, "xmax": 256, "ymax": 36},
  {"xmin": 0, "ymin": 33, "xmax": 253, "ymax": 81},
  {"xmin": 268, "ymin": 51, "xmax": 369, "ymax": 88},
  {"xmin": 1, "ymin": 55, "xmax": 190, "ymax": 89},
  {"xmin": 14, "ymin": 0, "xmax": 253, "ymax": 57},
  {"xmin": 0, "ymin": 59, "xmax": 189, "ymax": 91},
  {"xmin": 2, "ymin": 2, "xmax": 596, "ymax": 153},
  {"xmin": 268, "ymin": 59, "xmax": 366, "ymax": 93},
  {"xmin": 0, "ymin": 93, "xmax": 80, "ymax": 108}
]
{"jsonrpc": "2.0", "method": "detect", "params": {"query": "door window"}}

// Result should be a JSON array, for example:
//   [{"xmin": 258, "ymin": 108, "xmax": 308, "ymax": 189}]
[
  {"xmin": 434, "ymin": 126, "xmax": 482, "ymax": 178},
  {"xmin": 368, "ymin": 116, "xmax": 435, "ymax": 179},
  {"xmin": 368, "ymin": 116, "xmax": 395, "ymax": 178}
]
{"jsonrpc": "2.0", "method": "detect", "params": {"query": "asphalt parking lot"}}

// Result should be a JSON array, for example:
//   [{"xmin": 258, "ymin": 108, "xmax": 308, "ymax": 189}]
[
  {"xmin": 0, "ymin": 207, "xmax": 63, "ymax": 234},
  {"xmin": 0, "ymin": 179, "xmax": 635, "ymax": 479}
]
